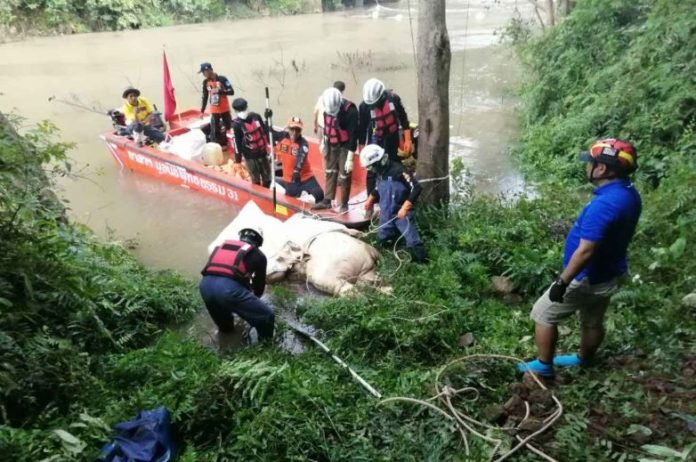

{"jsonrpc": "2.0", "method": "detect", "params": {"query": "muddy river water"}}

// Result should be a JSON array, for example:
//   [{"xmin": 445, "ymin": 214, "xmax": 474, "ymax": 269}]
[{"xmin": 0, "ymin": 0, "xmax": 534, "ymax": 279}]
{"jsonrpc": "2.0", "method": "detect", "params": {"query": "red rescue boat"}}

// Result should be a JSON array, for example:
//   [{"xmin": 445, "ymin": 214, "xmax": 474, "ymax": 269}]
[{"xmin": 100, "ymin": 109, "xmax": 370, "ymax": 228}]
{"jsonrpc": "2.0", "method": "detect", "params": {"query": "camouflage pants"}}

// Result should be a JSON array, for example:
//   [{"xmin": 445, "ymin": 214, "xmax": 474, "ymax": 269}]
[{"xmin": 245, "ymin": 157, "xmax": 271, "ymax": 187}]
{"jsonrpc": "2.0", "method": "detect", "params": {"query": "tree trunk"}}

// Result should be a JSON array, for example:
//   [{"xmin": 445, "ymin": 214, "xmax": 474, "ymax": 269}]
[
  {"xmin": 545, "ymin": 0, "xmax": 556, "ymax": 27},
  {"xmin": 558, "ymin": 0, "xmax": 575, "ymax": 17},
  {"xmin": 416, "ymin": 0, "xmax": 451, "ymax": 205}
]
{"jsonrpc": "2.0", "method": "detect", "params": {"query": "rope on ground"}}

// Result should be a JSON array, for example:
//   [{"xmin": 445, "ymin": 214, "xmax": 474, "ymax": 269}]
[{"xmin": 378, "ymin": 354, "xmax": 563, "ymax": 462}]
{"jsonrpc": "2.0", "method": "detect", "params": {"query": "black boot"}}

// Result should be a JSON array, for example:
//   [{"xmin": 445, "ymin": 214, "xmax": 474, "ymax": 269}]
[
  {"xmin": 409, "ymin": 244, "xmax": 428, "ymax": 264},
  {"xmin": 312, "ymin": 199, "xmax": 332, "ymax": 210}
]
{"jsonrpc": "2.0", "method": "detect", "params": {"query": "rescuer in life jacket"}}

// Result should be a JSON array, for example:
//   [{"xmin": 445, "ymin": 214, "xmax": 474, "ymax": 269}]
[
  {"xmin": 230, "ymin": 98, "xmax": 272, "ymax": 187},
  {"xmin": 199, "ymin": 226, "xmax": 275, "ymax": 341},
  {"xmin": 358, "ymin": 78, "xmax": 413, "ymax": 217},
  {"xmin": 360, "ymin": 144, "xmax": 427, "ymax": 264},
  {"xmin": 272, "ymin": 117, "xmax": 325, "ymax": 203},
  {"xmin": 120, "ymin": 87, "xmax": 166, "ymax": 145},
  {"xmin": 199, "ymin": 62, "xmax": 235, "ymax": 147},
  {"xmin": 312, "ymin": 87, "xmax": 359, "ymax": 212}
]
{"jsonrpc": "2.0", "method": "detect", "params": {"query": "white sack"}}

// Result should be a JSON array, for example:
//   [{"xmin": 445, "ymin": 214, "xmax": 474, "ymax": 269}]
[{"xmin": 160, "ymin": 129, "xmax": 206, "ymax": 163}]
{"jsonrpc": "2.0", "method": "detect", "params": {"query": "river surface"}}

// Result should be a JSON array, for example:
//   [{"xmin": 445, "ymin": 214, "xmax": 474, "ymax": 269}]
[{"xmin": 0, "ymin": 0, "xmax": 534, "ymax": 278}]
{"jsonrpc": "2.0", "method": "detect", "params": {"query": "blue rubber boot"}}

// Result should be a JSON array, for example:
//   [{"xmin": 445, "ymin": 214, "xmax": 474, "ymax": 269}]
[
  {"xmin": 517, "ymin": 359, "xmax": 554, "ymax": 377},
  {"xmin": 553, "ymin": 353, "xmax": 585, "ymax": 368}
]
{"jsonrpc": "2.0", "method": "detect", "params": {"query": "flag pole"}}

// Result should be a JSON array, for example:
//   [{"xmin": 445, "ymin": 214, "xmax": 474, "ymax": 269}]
[{"xmin": 265, "ymin": 87, "xmax": 277, "ymax": 214}]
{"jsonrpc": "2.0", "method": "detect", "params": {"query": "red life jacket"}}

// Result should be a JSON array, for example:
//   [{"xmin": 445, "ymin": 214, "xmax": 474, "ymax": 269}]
[
  {"xmin": 201, "ymin": 240, "xmax": 253, "ymax": 280},
  {"xmin": 323, "ymin": 101, "xmax": 353, "ymax": 147},
  {"xmin": 241, "ymin": 118, "xmax": 269, "ymax": 154},
  {"xmin": 275, "ymin": 137, "xmax": 313, "ymax": 182},
  {"xmin": 369, "ymin": 92, "xmax": 399, "ymax": 138}
]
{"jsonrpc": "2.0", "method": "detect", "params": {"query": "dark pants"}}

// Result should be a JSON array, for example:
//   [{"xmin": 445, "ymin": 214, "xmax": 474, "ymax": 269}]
[
  {"xmin": 127, "ymin": 122, "xmax": 165, "ymax": 143},
  {"xmin": 324, "ymin": 145, "xmax": 352, "ymax": 205},
  {"xmin": 199, "ymin": 275, "xmax": 275, "ymax": 339},
  {"xmin": 276, "ymin": 176, "xmax": 324, "ymax": 203},
  {"xmin": 245, "ymin": 156, "xmax": 271, "ymax": 187},
  {"xmin": 210, "ymin": 112, "xmax": 232, "ymax": 146}
]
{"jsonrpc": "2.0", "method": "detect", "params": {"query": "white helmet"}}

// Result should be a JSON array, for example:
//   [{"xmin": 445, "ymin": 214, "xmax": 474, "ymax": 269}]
[
  {"xmin": 360, "ymin": 144, "xmax": 386, "ymax": 168},
  {"xmin": 362, "ymin": 78, "xmax": 385, "ymax": 105},
  {"xmin": 322, "ymin": 87, "xmax": 343, "ymax": 117},
  {"xmin": 239, "ymin": 225, "xmax": 264, "ymax": 247}
]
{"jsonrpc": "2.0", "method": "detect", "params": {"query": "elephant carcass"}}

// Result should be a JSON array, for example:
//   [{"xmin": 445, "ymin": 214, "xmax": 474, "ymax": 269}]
[{"xmin": 301, "ymin": 231, "xmax": 380, "ymax": 296}]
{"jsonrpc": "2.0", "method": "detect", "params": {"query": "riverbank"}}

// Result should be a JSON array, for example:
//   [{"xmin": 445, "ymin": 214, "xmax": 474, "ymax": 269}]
[
  {"xmin": 1, "ymin": 0, "xmax": 694, "ymax": 460},
  {"xmin": 0, "ymin": 0, "xmax": 323, "ymax": 43}
]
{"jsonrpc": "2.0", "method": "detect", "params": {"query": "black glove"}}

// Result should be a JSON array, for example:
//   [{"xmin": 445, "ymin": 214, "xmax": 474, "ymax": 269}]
[
  {"xmin": 292, "ymin": 171, "xmax": 301, "ymax": 184},
  {"xmin": 548, "ymin": 277, "xmax": 569, "ymax": 303},
  {"xmin": 264, "ymin": 108, "xmax": 273, "ymax": 119}
]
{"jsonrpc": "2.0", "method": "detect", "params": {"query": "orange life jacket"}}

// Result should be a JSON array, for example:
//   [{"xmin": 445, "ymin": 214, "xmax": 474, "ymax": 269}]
[
  {"xmin": 275, "ymin": 137, "xmax": 313, "ymax": 183},
  {"xmin": 369, "ymin": 92, "xmax": 399, "ymax": 138},
  {"xmin": 205, "ymin": 78, "xmax": 230, "ymax": 114},
  {"xmin": 201, "ymin": 240, "xmax": 252, "ymax": 281},
  {"xmin": 241, "ymin": 118, "xmax": 269, "ymax": 154},
  {"xmin": 323, "ymin": 101, "xmax": 353, "ymax": 147}
]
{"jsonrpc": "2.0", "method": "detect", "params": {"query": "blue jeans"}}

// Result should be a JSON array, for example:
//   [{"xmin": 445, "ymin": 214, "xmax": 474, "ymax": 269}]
[
  {"xmin": 199, "ymin": 276, "xmax": 275, "ymax": 339},
  {"xmin": 276, "ymin": 176, "xmax": 324, "ymax": 203},
  {"xmin": 377, "ymin": 211, "xmax": 426, "ymax": 263},
  {"xmin": 127, "ymin": 122, "xmax": 166, "ymax": 143}
]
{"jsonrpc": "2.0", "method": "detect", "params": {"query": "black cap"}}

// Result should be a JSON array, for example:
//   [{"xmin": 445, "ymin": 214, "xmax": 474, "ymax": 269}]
[
  {"xmin": 122, "ymin": 87, "xmax": 140, "ymax": 98},
  {"xmin": 232, "ymin": 97, "xmax": 248, "ymax": 111},
  {"xmin": 198, "ymin": 62, "xmax": 213, "ymax": 73}
]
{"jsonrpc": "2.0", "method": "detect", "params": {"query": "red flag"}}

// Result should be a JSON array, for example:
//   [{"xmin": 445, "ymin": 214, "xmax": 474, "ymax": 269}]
[{"xmin": 162, "ymin": 50, "xmax": 176, "ymax": 122}]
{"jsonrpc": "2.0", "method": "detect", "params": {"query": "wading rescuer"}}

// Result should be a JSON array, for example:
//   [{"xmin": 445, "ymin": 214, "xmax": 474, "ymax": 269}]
[
  {"xmin": 120, "ymin": 87, "xmax": 165, "ymax": 144},
  {"xmin": 230, "ymin": 98, "xmax": 272, "ymax": 187},
  {"xmin": 272, "ymin": 117, "xmax": 325, "ymax": 203},
  {"xmin": 518, "ymin": 139, "xmax": 641, "ymax": 377},
  {"xmin": 200, "ymin": 226, "xmax": 275, "ymax": 341},
  {"xmin": 358, "ymin": 78, "xmax": 412, "ymax": 217},
  {"xmin": 199, "ymin": 62, "xmax": 235, "ymax": 147},
  {"xmin": 313, "ymin": 87, "xmax": 358, "ymax": 212},
  {"xmin": 360, "ymin": 144, "xmax": 426, "ymax": 263}
]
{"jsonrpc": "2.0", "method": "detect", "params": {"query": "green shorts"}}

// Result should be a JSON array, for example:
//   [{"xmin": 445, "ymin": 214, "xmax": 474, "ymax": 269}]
[{"xmin": 530, "ymin": 277, "xmax": 620, "ymax": 328}]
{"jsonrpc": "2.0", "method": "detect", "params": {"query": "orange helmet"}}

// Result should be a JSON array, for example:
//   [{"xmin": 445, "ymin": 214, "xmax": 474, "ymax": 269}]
[
  {"xmin": 287, "ymin": 116, "xmax": 303, "ymax": 130},
  {"xmin": 580, "ymin": 138, "xmax": 637, "ymax": 174}
]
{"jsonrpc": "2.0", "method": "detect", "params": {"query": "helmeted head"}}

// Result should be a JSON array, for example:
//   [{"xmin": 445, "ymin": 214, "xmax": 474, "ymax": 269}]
[
  {"xmin": 232, "ymin": 98, "xmax": 248, "ymax": 118},
  {"xmin": 360, "ymin": 144, "xmax": 388, "ymax": 172},
  {"xmin": 322, "ymin": 87, "xmax": 343, "ymax": 117},
  {"xmin": 239, "ymin": 225, "xmax": 264, "ymax": 247},
  {"xmin": 363, "ymin": 78, "xmax": 385, "ymax": 105},
  {"xmin": 198, "ymin": 62, "xmax": 214, "ymax": 79},
  {"xmin": 232, "ymin": 97, "xmax": 248, "ymax": 112},
  {"xmin": 287, "ymin": 116, "xmax": 303, "ymax": 140},
  {"xmin": 580, "ymin": 138, "xmax": 638, "ymax": 181}
]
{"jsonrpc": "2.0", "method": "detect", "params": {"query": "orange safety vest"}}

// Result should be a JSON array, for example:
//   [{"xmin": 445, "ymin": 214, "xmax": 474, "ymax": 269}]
[
  {"xmin": 201, "ymin": 240, "xmax": 252, "ymax": 281},
  {"xmin": 276, "ymin": 138, "xmax": 313, "ymax": 183},
  {"xmin": 369, "ymin": 92, "xmax": 399, "ymax": 138},
  {"xmin": 323, "ymin": 101, "xmax": 353, "ymax": 147},
  {"xmin": 205, "ymin": 79, "xmax": 230, "ymax": 114}
]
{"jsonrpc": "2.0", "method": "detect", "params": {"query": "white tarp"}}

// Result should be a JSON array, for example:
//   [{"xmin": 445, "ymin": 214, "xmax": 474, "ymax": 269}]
[
  {"xmin": 159, "ymin": 129, "xmax": 207, "ymax": 163},
  {"xmin": 208, "ymin": 202, "xmax": 379, "ymax": 296}
]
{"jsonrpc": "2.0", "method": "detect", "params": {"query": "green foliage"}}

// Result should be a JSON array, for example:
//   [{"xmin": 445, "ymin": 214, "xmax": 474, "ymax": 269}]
[
  {"xmin": 3, "ymin": 0, "xmax": 696, "ymax": 460},
  {"xmin": 0, "ymin": 0, "xmax": 308, "ymax": 34},
  {"xmin": 516, "ymin": 0, "xmax": 696, "ymax": 188},
  {"xmin": 0, "ymin": 116, "xmax": 198, "ymax": 428}
]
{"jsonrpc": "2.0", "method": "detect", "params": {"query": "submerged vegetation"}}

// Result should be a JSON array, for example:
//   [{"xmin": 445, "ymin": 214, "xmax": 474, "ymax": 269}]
[{"xmin": 1, "ymin": 0, "xmax": 695, "ymax": 460}]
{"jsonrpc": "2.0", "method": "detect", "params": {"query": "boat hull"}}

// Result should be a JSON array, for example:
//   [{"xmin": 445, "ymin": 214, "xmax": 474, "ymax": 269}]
[{"xmin": 101, "ymin": 110, "xmax": 370, "ymax": 228}]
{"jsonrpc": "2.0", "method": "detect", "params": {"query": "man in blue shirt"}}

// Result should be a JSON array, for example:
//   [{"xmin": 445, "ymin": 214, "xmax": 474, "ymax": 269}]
[{"xmin": 518, "ymin": 138, "xmax": 642, "ymax": 377}]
